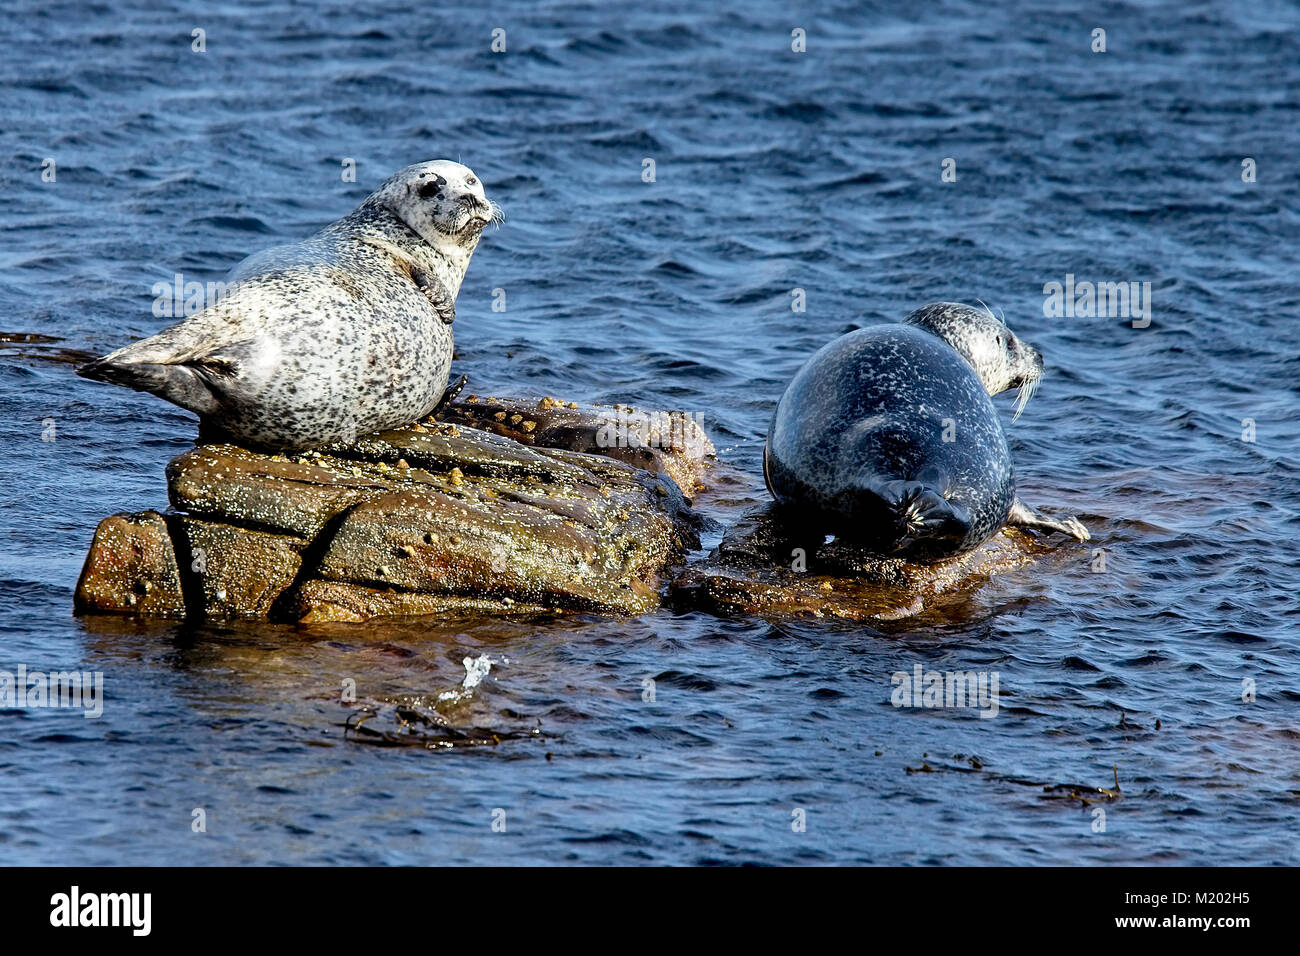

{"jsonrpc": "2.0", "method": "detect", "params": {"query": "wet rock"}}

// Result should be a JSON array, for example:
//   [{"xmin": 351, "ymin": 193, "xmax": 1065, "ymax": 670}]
[
  {"xmin": 178, "ymin": 518, "xmax": 303, "ymax": 619},
  {"xmin": 74, "ymin": 511, "xmax": 187, "ymax": 618},
  {"xmin": 75, "ymin": 397, "xmax": 710, "ymax": 623},
  {"xmin": 166, "ymin": 445, "xmax": 370, "ymax": 539},
  {"xmin": 670, "ymin": 507, "xmax": 1050, "ymax": 621},
  {"xmin": 288, "ymin": 582, "xmax": 552, "ymax": 625},
  {"xmin": 439, "ymin": 395, "xmax": 713, "ymax": 500}
]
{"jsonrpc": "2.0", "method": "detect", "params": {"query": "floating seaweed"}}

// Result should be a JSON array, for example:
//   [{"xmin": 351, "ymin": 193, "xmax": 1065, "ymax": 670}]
[
  {"xmin": 343, "ymin": 701, "xmax": 544, "ymax": 750},
  {"xmin": 904, "ymin": 753, "xmax": 1124, "ymax": 808}
]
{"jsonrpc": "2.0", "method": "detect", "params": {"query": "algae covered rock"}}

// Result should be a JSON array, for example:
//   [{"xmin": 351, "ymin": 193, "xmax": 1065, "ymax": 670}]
[
  {"xmin": 670, "ymin": 507, "xmax": 1050, "ymax": 621},
  {"xmin": 438, "ymin": 394, "xmax": 713, "ymax": 500},
  {"xmin": 76, "ymin": 396, "xmax": 710, "ymax": 623}
]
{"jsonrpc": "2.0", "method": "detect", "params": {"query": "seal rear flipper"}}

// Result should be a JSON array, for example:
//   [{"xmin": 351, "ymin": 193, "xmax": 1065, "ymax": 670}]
[
  {"xmin": 77, "ymin": 354, "xmax": 228, "ymax": 418},
  {"xmin": 850, "ymin": 478, "xmax": 972, "ymax": 556}
]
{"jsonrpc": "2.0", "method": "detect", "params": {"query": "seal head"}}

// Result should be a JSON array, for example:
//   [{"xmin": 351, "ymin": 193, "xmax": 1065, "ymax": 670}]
[
  {"xmin": 903, "ymin": 301, "xmax": 1043, "ymax": 419},
  {"xmin": 363, "ymin": 160, "xmax": 502, "ymax": 256}
]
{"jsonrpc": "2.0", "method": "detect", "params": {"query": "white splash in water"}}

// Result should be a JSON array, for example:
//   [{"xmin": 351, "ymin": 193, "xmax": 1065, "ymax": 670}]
[{"xmin": 438, "ymin": 654, "xmax": 499, "ymax": 701}]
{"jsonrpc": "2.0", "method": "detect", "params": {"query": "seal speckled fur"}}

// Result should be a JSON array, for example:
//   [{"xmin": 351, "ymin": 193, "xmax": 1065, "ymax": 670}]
[
  {"xmin": 764, "ymin": 302, "xmax": 1088, "ymax": 560},
  {"xmin": 79, "ymin": 160, "xmax": 500, "ymax": 451}
]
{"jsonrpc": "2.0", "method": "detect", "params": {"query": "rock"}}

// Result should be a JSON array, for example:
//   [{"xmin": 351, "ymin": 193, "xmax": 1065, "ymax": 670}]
[
  {"xmin": 75, "ymin": 396, "xmax": 710, "ymax": 623},
  {"xmin": 75, "ymin": 392, "xmax": 1058, "ymax": 626},
  {"xmin": 166, "ymin": 445, "xmax": 370, "ymax": 539},
  {"xmin": 74, "ymin": 511, "xmax": 187, "ymax": 618},
  {"xmin": 438, "ymin": 395, "xmax": 713, "ymax": 500},
  {"xmin": 289, "ymin": 582, "xmax": 552, "ymax": 625},
  {"xmin": 670, "ymin": 507, "xmax": 1051, "ymax": 621},
  {"xmin": 178, "ymin": 518, "xmax": 303, "ymax": 619}
]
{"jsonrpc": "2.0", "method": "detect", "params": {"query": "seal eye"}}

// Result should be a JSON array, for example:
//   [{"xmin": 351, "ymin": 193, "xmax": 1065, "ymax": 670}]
[
  {"xmin": 465, "ymin": 176, "xmax": 477, "ymax": 186},
  {"xmin": 996, "ymin": 335, "xmax": 1004, "ymax": 347}
]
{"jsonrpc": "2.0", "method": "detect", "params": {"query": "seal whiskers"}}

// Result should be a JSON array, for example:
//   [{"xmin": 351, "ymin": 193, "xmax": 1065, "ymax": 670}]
[{"xmin": 1012, "ymin": 373, "xmax": 1038, "ymax": 421}]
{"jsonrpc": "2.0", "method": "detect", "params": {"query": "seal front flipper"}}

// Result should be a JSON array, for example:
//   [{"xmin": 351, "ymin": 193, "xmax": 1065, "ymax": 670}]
[
  {"xmin": 1007, "ymin": 497, "xmax": 1089, "ymax": 541},
  {"xmin": 410, "ymin": 266, "xmax": 455, "ymax": 325},
  {"xmin": 354, "ymin": 234, "xmax": 456, "ymax": 324},
  {"xmin": 426, "ymin": 373, "xmax": 468, "ymax": 419}
]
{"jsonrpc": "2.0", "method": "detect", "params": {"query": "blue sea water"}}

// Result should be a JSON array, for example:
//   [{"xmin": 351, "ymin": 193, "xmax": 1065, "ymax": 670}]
[{"xmin": 0, "ymin": 0, "xmax": 1298, "ymax": 864}]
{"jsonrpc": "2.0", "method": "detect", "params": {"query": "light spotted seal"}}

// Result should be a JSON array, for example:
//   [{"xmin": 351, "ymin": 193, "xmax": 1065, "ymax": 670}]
[
  {"xmin": 78, "ymin": 160, "xmax": 501, "ymax": 451},
  {"xmin": 763, "ymin": 302, "xmax": 1088, "ymax": 561}
]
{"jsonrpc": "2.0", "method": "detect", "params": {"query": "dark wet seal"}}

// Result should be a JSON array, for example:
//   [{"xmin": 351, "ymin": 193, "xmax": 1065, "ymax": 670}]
[{"xmin": 763, "ymin": 302, "xmax": 1088, "ymax": 560}]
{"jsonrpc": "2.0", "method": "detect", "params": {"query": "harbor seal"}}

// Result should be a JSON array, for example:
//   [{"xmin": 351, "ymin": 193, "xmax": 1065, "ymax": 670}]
[
  {"xmin": 763, "ymin": 302, "xmax": 1088, "ymax": 561},
  {"xmin": 78, "ymin": 160, "xmax": 501, "ymax": 451}
]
